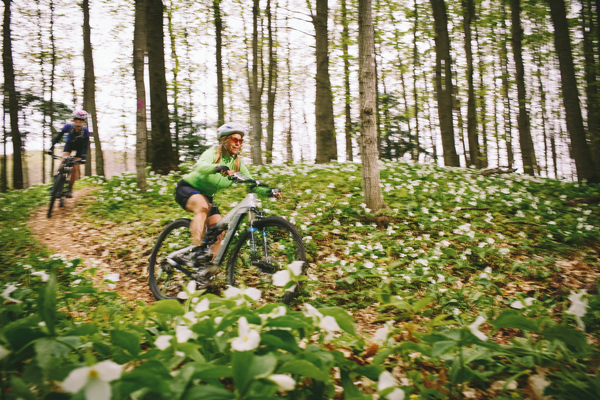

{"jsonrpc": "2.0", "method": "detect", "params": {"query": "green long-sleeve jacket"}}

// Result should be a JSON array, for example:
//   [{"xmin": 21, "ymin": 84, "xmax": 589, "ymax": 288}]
[{"xmin": 182, "ymin": 147, "xmax": 271, "ymax": 198}]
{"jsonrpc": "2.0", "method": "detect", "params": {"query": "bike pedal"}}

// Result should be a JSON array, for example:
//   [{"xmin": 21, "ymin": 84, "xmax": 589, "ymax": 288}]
[{"xmin": 254, "ymin": 261, "xmax": 277, "ymax": 274}]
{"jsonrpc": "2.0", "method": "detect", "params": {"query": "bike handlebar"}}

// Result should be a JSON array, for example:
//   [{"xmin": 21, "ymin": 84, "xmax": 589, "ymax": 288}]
[{"xmin": 50, "ymin": 155, "xmax": 84, "ymax": 165}]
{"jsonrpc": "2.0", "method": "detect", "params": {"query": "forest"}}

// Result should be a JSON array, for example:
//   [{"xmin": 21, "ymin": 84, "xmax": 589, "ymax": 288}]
[{"xmin": 1, "ymin": 0, "xmax": 600, "ymax": 399}]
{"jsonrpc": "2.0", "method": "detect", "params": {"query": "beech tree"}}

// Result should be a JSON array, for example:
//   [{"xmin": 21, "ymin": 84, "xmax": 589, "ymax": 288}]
[
  {"xmin": 359, "ymin": 0, "xmax": 385, "ymax": 212},
  {"xmin": 134, "ymin": 0, "xmax": 148, "ymax": 192}
]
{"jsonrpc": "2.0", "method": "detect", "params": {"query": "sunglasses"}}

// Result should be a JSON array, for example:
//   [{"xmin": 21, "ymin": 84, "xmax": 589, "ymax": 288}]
[{"xmin": 229, "ymin": 137, "xmax": 244, "ymax": 145}]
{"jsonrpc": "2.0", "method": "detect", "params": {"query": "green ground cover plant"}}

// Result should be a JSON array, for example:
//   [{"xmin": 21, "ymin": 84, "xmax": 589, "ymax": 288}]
[{"xmin": 1, "ymin": 161, "xmax": 599, "ymax": 399}]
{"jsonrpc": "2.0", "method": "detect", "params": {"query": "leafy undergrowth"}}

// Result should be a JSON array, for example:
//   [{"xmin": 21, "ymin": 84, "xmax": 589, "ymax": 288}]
[{"xmin": 2, "ymin": 161, "xmax": 600, "ymax": 399}]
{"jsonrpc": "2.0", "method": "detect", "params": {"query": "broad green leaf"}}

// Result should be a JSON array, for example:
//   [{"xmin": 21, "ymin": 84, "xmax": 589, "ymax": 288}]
[
  {"xmin": 431, "ymin": 340, "xmax": 457, "ymax": 358},
  {"xmin": 319, "ymin": 307, "xmax": 357, "ymax": 336},
  {"xmin": 111, "ymin": 330, "xmax": 141, "ymax": 356},
  {"xmin": 233, "ymin": 352, "xmax": 277, "ymax": 393},
  {"xmin": 38, "ymin": 274, "xmax": 57, "ymax": 335},
  {"xmin": 34, "ymin": 338, "xmax": 72, "ymax": 369},
  {"xmin": 413, "ymin": 297, "xmax": 434, "ymax": 313},
  {"xmin": 278, "ymin": 360, "xmax": 326, "ymax": 381},
  {"xmin": 491, "ymin": 309, "xmax": 539, "ymax": 332},
  {"xmin": 144, "ymin": 299, "xmax": 184, "ymax": 316},
  {"xmin": 543, "ymin": 325, "xmax": 590, "ymax": 354},
  {"xmin": 340, "ymin": 370, "xmax": 364, "ymax": 400},
  {"xmin": 67, "ymin": 323, "xmax": 98, "ymax": 336},
  {"xmin": 260, "ymin": 330, "xmax": 300, "ymax": 353},
  {"xmin": 182, "ymin": 385, "xmax": 236, "ymax": 400}
]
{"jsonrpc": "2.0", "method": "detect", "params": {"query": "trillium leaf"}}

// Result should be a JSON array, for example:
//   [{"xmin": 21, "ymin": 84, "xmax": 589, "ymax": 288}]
[
  {"xmin": 491, "ymin": 309, "xmax": 540, "ymax": 332},
  {"xmin": 279, "ymin": 359, "xmax": 328, "ymax": 381},
  {"xmin": 111, "ymin": 330, "xmax": 141, "ymax": 356},
  {"xmin": 144, "ymin": 299, "xmax": 184, "ymax": 316},
  {"xmin": 319, "ymin": 307, "xmax": 357, "ymax": 336}
]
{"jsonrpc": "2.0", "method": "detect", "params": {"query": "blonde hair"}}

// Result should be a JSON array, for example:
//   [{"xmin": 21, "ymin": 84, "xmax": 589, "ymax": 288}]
[{"xmin": 214, "ymin": 138, "xmax": 240, "ymax": 172}]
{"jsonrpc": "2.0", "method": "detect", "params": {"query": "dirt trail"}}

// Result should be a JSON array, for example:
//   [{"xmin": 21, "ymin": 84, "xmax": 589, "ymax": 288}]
[{"xmin": 29, "ymin": 187, "xmax": 155, "ymax": 305}]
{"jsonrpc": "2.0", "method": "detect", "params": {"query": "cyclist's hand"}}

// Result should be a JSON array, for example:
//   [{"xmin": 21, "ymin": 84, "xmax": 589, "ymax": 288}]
[
  {"xmin": 217, "ymin": 165, "xmax": 230, "ymax": 175},
  {"xmin": 270, "ymin": 188, "xmax": 283, "ymax": 199},
  {"xmin": 79, "ymin": 159, "xmax": 86, "ymax": 164}
]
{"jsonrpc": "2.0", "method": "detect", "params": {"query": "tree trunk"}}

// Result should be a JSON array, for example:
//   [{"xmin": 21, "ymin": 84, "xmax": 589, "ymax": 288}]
[
  {"xmin": 213, "ymin": 0, "xmax": 225, "ymax": 127},
  {"xmin": 475, "ymin": 3, "xmax": 488, "ymax": 168},
  {"xmin": 266, "ymin": 0, "xmax": 277, "ymax": 164},
  {"xmin": 341, "ymin": 0, "xmax": 353, "ymax": 162},
  {"xmin": 250, "ymin": 0, "xmax": 263, "ymax": 165},
  {"xmin": 359, "ymin": 0, "xmax": 385, "ymax": 212},
  {"xmin": 510, "ymin": 0, "xmax": 537, "ymax": 175},
  {"xmin": 500, "ymin": 1, "xmax": 514, "ymax": 168},
  {"xmin": 147, "ymin": 0, "xmax": 178, "ymax": 174},
  {"xmin": 313, "ymin": 0, "xmax": 338, "ymax": 163},
  {"xmin": 2, "ymin": 106, "xmax": 7, "ymax": 192},
  {"xmin": 582, "ymin": 0, "xmax": 600, "ymax": 174},
  {"xmin": 134, "ymin": 0, "xmax": 148, "ymax": 192},
  {"xmin": 82, "ymin": 0, "xmax": 105, "ymax": 177},
  {"xmin": 548, "ymin": 0, "xmax": 600, "ymax": 182},
  {"xmin": 429, "ymin": 0, "xmax": 460, "ymax": 167},
  {"xmin": 463, "ymin": 0, "xmax": 480, "ymax": 168},
  {"xmin": 2, "ymin": 0, "xmax": 23, "ymax": 189},
  {"xmin": 166, "ymin": 0, "xmax": 181, "ymax": 159},
  {"xmin": 413, "ymin": 0, "xmax": 420, "ymax": 161}
]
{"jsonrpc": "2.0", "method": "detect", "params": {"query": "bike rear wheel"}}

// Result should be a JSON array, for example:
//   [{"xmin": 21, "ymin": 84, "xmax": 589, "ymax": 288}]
[
  {"xmin": 148, "ymin": 218, "xmax": 195, "ymax": 300},
  {"xmin": 227, "ymin": 216, "xmax": 306, "ymax": 305},
  {"xmin": 47, "ymin": 174, "xmax": 65, "ymax": 218}
]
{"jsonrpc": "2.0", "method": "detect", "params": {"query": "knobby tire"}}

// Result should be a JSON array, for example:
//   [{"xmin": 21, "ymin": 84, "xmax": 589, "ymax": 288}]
[
  {"xmin": 226, "ymin": 216, "xmax": 306, "ymax": 305},
  {"xmin": 47, "ymin": 173, "xmax": 65, "ymax": 218}
]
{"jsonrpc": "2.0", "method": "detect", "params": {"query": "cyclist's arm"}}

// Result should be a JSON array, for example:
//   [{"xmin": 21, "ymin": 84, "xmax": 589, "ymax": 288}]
[
  {"xmin": 192, "ymin": 148, "xmax": 225, "ymax": 175},
  {"xmin": 239, "ymin": 163, "xmax": 273, "ymax": 197},
  {"xmin": 80, "ymin": 136, "xmax": 90, "ymax": 160},
  {"xmin": 50, "ymin": 125, "xmax": 68, "ymax": 147}
]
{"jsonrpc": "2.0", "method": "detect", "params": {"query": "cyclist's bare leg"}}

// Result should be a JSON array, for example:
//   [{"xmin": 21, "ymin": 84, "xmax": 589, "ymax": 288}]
[
  {"xmin": 69, "ymin": 161, "xmax": 80, "ymax": 191},
  {"xmin": 206, "ymin": 214, "xmax": 225, "ymax": 257},
  {"xmin": 185, "ymin": 193, "xmax": 212, "ymax": 246}
]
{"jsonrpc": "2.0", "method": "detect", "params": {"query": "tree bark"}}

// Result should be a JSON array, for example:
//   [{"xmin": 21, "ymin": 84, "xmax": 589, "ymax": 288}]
[
  {"xmin": 2, "ymin": 0, "xmax": 23, "ymax": 189},
  {"xmin": 147, "ymin": 0, "xmax": 178, "ymax": 174},
  {"xmin": 359, "ymin": 0, "xmax": 385, "ymax": 212},
  {"xmin": 341, "ymin": 0, "xmax": 353, "ymax": 162},
  {"xmin": 266, "ymin": 0, "xmax": 277, "ymax": 164},
  {"xmin": 463, "ymin": 0, "xmax": 480, "ymax": 168},
  {"xmin": 500, "ymin": 1, "xmax": 514, "ymax": 168},
  {"xmin": 134, "ymin": 0, "xmax": 148, "ymax": 192},
  {"xmin": 166, "ymin": 0, "xmax": 181, "ymax": 159},
  {"xmin": 582, "ymin": 0, "xmax": 600, "ymax": 174},
  {"xmin": 313, "ymin": 0, "xmax": 338, "ymax": 163},
  {"xmin": 548, "ymin": 0, "xmax": 600, "ymax": 182},
  {"xmin": 510, "ymin": 0, "xmax": 537, "ymax": 175},
  {"xmin": 250, "ymin": 0, "xmax": 263, "ymax": 165},
  {"xmin": 82, "ymin": 0, "xmax": 105, "ymax": 177},
  {"xmin": 213, "ymin": 0, "xmax": 225, "ymax": 127},
  {"xmin": 429, "ymin": 0, "xmax": 460, "ymax": 167}
]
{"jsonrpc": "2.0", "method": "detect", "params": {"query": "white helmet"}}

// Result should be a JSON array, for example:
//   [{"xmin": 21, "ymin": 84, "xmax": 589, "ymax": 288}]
[
  {"xmin": 73, "ymin": 110, "xmax": 88, "ymax": 120},
  {"xmin": 217, "ymin": 122, "xmax": 246, "ymax": 140}
]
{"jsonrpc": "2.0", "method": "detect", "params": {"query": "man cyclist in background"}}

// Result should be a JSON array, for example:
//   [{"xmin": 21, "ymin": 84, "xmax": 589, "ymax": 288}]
[
  {"xmin": 172, "ymin": 122, "xmax": 282, "ymax": 284},
  {"xmin": 47, "ymin": 110, "xmax": 89, "ymax": 198}
]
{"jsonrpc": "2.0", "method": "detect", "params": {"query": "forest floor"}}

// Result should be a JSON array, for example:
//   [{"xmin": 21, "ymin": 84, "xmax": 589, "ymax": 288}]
[{"xmin": 27, "ymin": 186, "xmax": 600, "ymax": 342}]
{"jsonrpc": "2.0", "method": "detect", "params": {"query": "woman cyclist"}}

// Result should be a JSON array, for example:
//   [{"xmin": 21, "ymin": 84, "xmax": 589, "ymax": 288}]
[{"xmin": 173, "ymin": 122, "xmax": 282, "ymax": 276}]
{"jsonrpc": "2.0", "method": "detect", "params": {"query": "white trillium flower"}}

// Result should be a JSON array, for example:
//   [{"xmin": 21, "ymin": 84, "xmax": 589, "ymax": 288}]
[
  {"xmin": 566, "ymin": 290, "xmax": 589, "ymax": 330},
  {"xmin": 175, "ymin": 325, "xmax": 195, "ymax": 343},
  {"xmin": 1, "ymin": 284, "xmax": 22, "ymax": 304},
  {"xmin": 61, "ymin": 360, "xmax": 123, "ymax": 400},
  {"xmin": 194, "ymin": 297, "xmax": 210, "ymax": 313},
  {"xmin": 32, "ymin": 271, "xmax": 50, "ymax": 282},
  {"xmin": 268, "ymin": 374, "xmax": 296, "ymax": 391},
  {"xmin": 0, "ymin": 344, "xmax": 10, "ymax": 361},
  {"xmin": 177, "ymin": 281, "xmax": 197, "ymax": 300},
  {"xmin": 378, "ymin": 371, "xmax": 405, "ymax": 400},
  {"xmin": 155, "ymin": 335, "xmax": 173, "ymax": 350},
  {"xmin": 510, "ymin": 297, "xmax": 535, "ymax": 309},
  {"xmin": 103, "ymin": 273, "xmax": 120, "ymax": 290},
  {"xmin": 468, "ymin": 316, "xmax": 488, "ymax": 341},
  {"xmin": 224, "ymin": 286, "xmax": 262, "ymax": 304},
  {"xmin": 231, "ymin": 317, "xmax": 261, "ymax": 351}
]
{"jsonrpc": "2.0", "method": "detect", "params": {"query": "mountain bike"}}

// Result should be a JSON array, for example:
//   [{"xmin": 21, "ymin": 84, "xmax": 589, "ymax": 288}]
[
  {"xmin": 47, "ymin": 155, "xmax": 81, "ymax": 218},
  {"xmin": 148, "ymin": 172, "xmax": 306, "ymax": 304}
]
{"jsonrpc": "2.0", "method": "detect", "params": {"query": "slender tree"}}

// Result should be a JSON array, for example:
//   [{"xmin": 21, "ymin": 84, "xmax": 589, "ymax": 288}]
[
  {"xmin": 510, "ymin": 0, "xmax": 537, "ymax": 175},
  {"xmin": 166, "ymin": 0, "xmax": 181, "ymax": 159},
  {"xmin": 359, "ymin": 0, "xmax": 385, "ymax": 212},
  {"xmin": 548, "ymin": 0, "xmax": 600, "ymax": 182},
  {"xmin": 82, "ymin": 0, "xmax": 105, "ymax": 177},
  {"xmin": 462, "ymin": 0, "xmax": 480, "ymax": 168},
  {"xmin": 147, "ymin": 0, "xmax": 178, "ymax": 174},
  {"xmin": 265, "ymin": 0, "xmax": 277, "ymax": 164},
  {"xmin": 311, "ymin": 0, "xmax": 338, "ymax": 163},
  {"xmin": 582, "ymin": 0, "xmax": 600, "ymax": 173},
  {"xmin": 500, "ymin": 0, "xmax": 514, "ymax": 168},
  {"xmin": 250, "ymin": 0, "xmax": 263, "ymax": 164},
  {"xmin": 2, "ymin": 0, "xmax": 23, "ymax": 189},
  {"xmin": 213, "ymin": 0, "xmax": 225, "ymax": 127},
  {"xmin": 429, "ymin": 0, "xmax": 460, "ymax": 167},
  {"xmin": 341, "ymin": 0, "xmax": 353, "ymax": 161},
  {"xmin": 134, "ymin": 0, "xmax": 148, "ymax": 192}
]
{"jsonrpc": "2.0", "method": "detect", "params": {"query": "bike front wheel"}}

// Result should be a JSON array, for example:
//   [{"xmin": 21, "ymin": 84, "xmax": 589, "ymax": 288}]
[
  {"xmin": 148, "ymin": 218, "xmax": 194, "ymax": 300},
  {"xmin": 47, "ymin": 174, "xmax": 65, "ymax": 218},
  {"xmin": 227, "ymin": 216, "xmax": 306, "ymax": 305}
]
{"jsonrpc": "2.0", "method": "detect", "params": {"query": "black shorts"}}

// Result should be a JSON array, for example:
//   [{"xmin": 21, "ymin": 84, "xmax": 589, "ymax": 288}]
[
  {"xmin": 63, "ymin": 139, "xmax": 87, "ymax": 158},
  {"xmin": 174, "ymin": 180, "xmax": 220, "ymax": 216}
]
